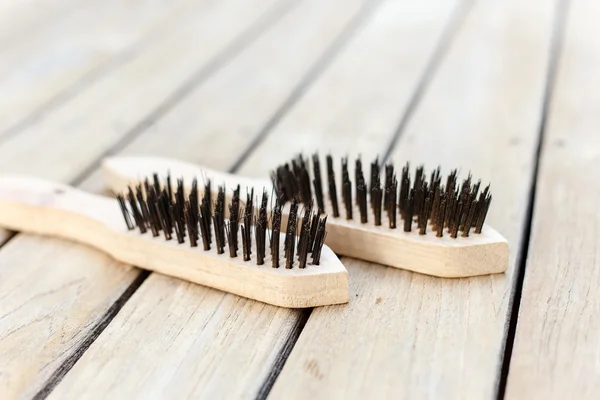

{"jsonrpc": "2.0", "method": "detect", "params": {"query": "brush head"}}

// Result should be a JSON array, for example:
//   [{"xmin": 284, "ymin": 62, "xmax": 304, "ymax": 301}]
[
  {"xmin": 272, "ymin": 154, "xmax": 492, "ymax": 240},
  {"xmin": 117, "ymin": 175, "xmax": 330, "ymax": 269}
]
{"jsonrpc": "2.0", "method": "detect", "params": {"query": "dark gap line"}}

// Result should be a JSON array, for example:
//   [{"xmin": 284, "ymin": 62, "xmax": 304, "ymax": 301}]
[
  {"xmin": 496, "ymin": 0, "xmax": 569, "ymax": 398},
  {"xmin": 381, "ymin": 0, "xmax": 475, "ymax": 163},
  {"xmin": 0, "ymin": 0, "xmax": 209, "ymax": 147},
  {"xmin": 32, "ymin": 271, "xmax": 151, "ymax": 400},
  {"xmin": 242, "ymin": 1, "xmax": 388, "ymax": 396},
  {"xmin": 229, "ymin": 0, "xmax": 385, "ymax": 173},
  {"xmin": 22, "ymin": 2, "xmax": 299, "ymax": 398},
  {"xmin": 250, "ymin": 0, "xmax": 465, "ymax": 395},
  {"xmin": 255, "ymin": 308, "xmax": 312, "ymax": 400},
  {"xmin": 71, "ymin": 0, "xmax": 298, "ymax": 187},
  {"xmin": 0, "ymin": 231, "xmax": 17, "ymax": 248}
]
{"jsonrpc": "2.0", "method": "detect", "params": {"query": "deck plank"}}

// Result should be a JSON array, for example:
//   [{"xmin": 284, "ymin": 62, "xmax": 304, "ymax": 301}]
[
  {"xmin": 78, "ymin": 0, "xmax": 381, "ymax": 183},
  {"xmin": 505, "ymin": 1, "xmax": 600, "ymax": 398},
  {"xmin": 240, "ymin": 0, "xmax": 464, "ymax": 174},
  {"xmin": 45, "ymin": 0, "xmax": 462, "ymax": 398},
  {"xmin": 0, "ymin": 0, "xmax": 85, "ymax": 48},
  {"xmin": 0, "ymin": 0, "xmax": 289, "ymax": 177},
  {"xmin": 269, "ymin": 1, "xmax": 557, "ymax": 398},
  {"xmin": 0, "ymin": 1, "xmax": 287, "ymax": 397},
  {"xmin": 0, "ymin": 0, "xmax": 203, "ymax": 138},
  {"xmin": 0, "ymin": 236, "xmax": 140, "ymax": 399}
]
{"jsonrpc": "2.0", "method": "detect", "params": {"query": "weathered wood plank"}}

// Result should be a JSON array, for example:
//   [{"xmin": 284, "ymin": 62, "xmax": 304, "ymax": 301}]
[
  {"xmin": 47, "ymin": 0, "xmax": 384, "ymax": 397},
  {"xmin": 80, "ymin": 0, "xmax": 381, "ymax": 179},
  {"xmin": 0, "ymin": 235, "xmax": 140, "ymax": 399},
  {"xmin": 0, "ymin": 0, "xmax": 287, "ymax": 180},
  {"xmin": 240, "ymin": 0, "xmax": 463, "ymax": 174},
  {"xmin": 0, "ymin": 1, "xmax": 286, "ymax": 398},
  {"xmin": 269, "ymin": 0, "xmax": 557, "ymax": 398},
  {"xmin": 0, "ymin": 0, "xmax": 201, "ymax": 137},
  {"xmin": 505, "ymin": 1, "xmax": 600, "ymax": 398}
]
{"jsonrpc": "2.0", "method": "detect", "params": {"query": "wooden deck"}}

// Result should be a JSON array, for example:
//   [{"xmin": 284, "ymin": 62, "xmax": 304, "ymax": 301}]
[{"xmin": 0, "ymin": 0, "xmax": 595, "ymax": 398}]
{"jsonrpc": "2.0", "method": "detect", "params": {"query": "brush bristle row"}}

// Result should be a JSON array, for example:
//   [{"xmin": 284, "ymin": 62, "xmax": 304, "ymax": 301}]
[
  {"xmin": 117, "ymin": 176, "xmax": 328, "ymax": 268},
  {"xmin": 272, "ymin": 154, "xmax": 493, "ymax": 239}
]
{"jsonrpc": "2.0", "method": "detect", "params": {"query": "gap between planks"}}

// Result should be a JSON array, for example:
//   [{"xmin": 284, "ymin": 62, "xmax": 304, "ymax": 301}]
[
  {"xmin": 258, "ymin": 0, "xmax": 474, "ymax": 394},
  {"xmin": 32, "ymin": 271, "xmax": 151, "ymax": 400},
  {"xmin": 381, "ymin": 0, "xmax": 475, "ymax": 162},
  {"xmin": 0, "ymin": 0, "xmax": 209, "ymax": 145},
  {"xmin": 69, "ymin": 0, "xmax": 303, "ymax": 188},
  {"xmin": 267, "ymin": 0, "xmax": 557, "ymax": 398},
  {"xmin": 505, "ymin": 0, "xmax": 600, "ymax": 397},
  {"xmin": 496, "ymin": 0, "xmax": 568, "ymax": 398}
]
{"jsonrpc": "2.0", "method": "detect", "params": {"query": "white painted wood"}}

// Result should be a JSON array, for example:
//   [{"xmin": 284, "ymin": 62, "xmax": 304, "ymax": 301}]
[
  {"xmin": 506, "ymin": 1, "xmax": 600, "ymax": 398},
  {"xmin": 102, "ymin": 155, "xmax": 509, "ymax": 277},
  {"xmin": 269, "ymin": 0, "xmax": 556, "ymax": 398},
  {"xmin": 0, "ymin": 175, "xmax": 348, "ymax": 308},
  {"xmin": 0, "ymin": 0, "xmax": 202, "ymax": 135},
  {"xmin": 47, "ymin": 0, "xmax": 463, "ymax": 397}
]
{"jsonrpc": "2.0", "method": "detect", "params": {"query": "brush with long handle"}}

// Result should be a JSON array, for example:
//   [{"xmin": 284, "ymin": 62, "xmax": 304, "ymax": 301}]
[{"xmin": 0, "ymin": 175, "xmax": 348, "ymax": 308}]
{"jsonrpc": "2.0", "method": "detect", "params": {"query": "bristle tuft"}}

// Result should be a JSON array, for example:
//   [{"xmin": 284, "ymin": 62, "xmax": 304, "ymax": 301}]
[{"xmin": 117, "ymin": 174, "xmax": 329, "ymax": 269}]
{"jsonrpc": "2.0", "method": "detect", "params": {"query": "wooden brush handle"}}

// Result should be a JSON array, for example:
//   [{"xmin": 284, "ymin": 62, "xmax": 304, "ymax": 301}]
[
  {"xmin": 103, "ymin": 155, "xmax": 273, "ymax": 198},
  {"xmin": 103, "ymin": 156, "xmax": 509, "ymax": 278},
  {"xmin": 0, "ymin": 175, "xmax": 348, "ymax": 308}
]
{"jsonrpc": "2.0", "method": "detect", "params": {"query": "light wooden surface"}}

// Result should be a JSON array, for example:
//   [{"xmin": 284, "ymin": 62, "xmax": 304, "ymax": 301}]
[
  {"xmin": 0, "ymin": 0, "xmax": 287, "ymax": 397},
  {"xmin": 87, "ymin": 0, "xmax": 380, "ymax": 174},
  {"xmin": 0, "ymin": 235, "xmax": 138, "ymax": 400},
  {"xmin": 0, "ymin": 0, "xmax": 201, "ymax": 137},
  {"xmin": 0, "ymin": 0, "xmax": 288, "ymax": 181},
  {"xmin": 506, "ymin": 0, "xmax": 600, "ymax": 398},
  {"xmin": 239, "ymin": 0, "xmax": 464, "ymax": 173},
  {"xmin": 270, "ymin": 0, "xmax": 556, "ymax": 398},
  {"xmin": 0, "ymin": 0, "xmax": 593, "ymax": 398}
]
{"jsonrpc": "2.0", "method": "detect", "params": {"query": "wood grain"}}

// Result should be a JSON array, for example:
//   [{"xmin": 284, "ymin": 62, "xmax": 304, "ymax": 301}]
[
  {"xmin": 0, "ymin": 0, "xmax": 288, "ymax": 182},
  {"xmin": 89, "ymin": 0, "xmax": 380, "ymax": 175},
  {"xmin": 505, "ymin": 1, "xmax": 600, "ymax": 398},
  {"xmin": 0, "ymin": 1, "xmax": 286, "ymax": 397},
  {"xmin": 269, "ymin": 0, "xmax": 557, "ymax": 398},
  {"xmin": 46, "ymin": 0, "xmax": 464, "ymax": 398},
  {"xmin": 239, "ymin": 0, "xmax": 463, "ymax": 175},
  {"xmin": 0, "ymin": 0, "xmax": 202, "ymax": 136},
  {"xmin": 0, "ymin": 236, "xmax": 138, "ymax": 399}
]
